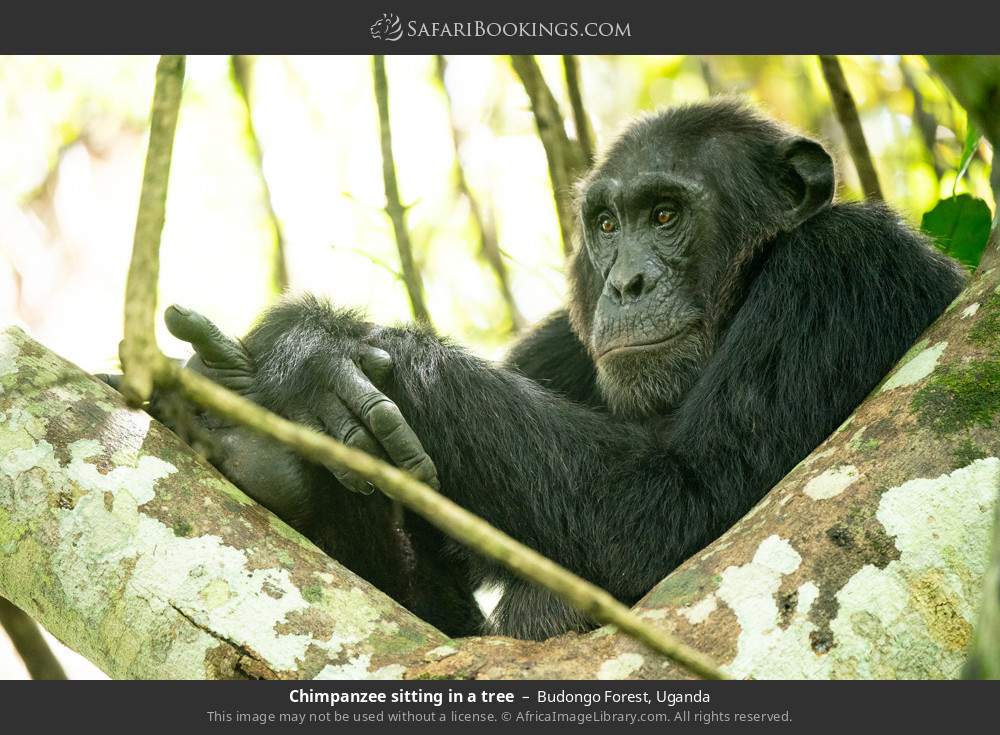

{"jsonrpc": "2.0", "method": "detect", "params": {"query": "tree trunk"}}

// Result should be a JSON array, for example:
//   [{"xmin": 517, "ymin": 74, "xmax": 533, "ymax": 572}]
[{"xmin": 3, "ymin": 219, "xmax": 999, "ymax": 679}]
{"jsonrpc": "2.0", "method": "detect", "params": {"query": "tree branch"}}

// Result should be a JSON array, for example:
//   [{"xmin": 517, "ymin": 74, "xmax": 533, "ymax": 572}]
[
  {"xmin": 231, "ymin": 55, "xmax": 290, "ymax": 295},
  {"xmin": 510, "ymin": 55, "xmax": 587, "ymax": 256},
  {"xmin": 120, "ymin": 55, "xmax": 185, "ymax": 406},
  {"xmin": 964, "ymin": 474, "xmax": 1000, "ymax": 679},
  {"xmin": 434, "ymin": 55, "xmax": 526, "ymax": 333},
  {"xmin": 698, "ymin": 56, "xmax": 721, "ymax": 97},
  {"xmin": 372, "ymin": 55, "xmax": 431, "ymax": 326},
  {"xmin": 561, "ymin": 55, "xmax": 595, "ymax": 164},
  {"xmin": 818, "ymin": 55, "xmax": 883, "ymax": 201},
  {"xmin": 927, "ymin": 55, "xmax": 1000, "ymax": 677},
  {"xmin": 900, "ymin": 59, "xmax": 944, "ymax": 182},
  {"xmin": 0, "ymin": 597, "xmax": 66, "ymax": 679}
]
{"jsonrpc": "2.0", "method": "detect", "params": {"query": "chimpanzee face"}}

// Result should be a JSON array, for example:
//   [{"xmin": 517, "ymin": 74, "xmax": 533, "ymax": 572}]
[
  {"xmin": 577, "ymin": 139, "xmax": 726, "ymax": 417},
  {"xmin": 571, "ymin": 103, "xmax": 834, "ymax": 418}
]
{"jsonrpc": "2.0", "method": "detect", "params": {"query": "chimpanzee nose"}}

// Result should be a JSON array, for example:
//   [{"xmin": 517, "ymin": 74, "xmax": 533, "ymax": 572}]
[{"xmin": 608, "ymin": 263, "xmax": 661, "ymax": 305}]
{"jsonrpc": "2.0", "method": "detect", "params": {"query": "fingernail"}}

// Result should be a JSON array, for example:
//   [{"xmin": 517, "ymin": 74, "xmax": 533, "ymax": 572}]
[
  {"xmin": 363, "ymin": 481, "xmax": 376, "ymax": 496},
  {"xmin": 169, "ymin": 304, "xmax": 191, "ymax": 316}
]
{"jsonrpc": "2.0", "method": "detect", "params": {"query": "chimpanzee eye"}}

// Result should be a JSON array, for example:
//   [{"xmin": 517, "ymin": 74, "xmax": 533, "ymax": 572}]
[
  {"xmin": 653, "ymin": 206, "xmax": 676, "ymax": 226},
  {"xmin": 598, "ymin": 213, "xmax": 618, "ymax": 234}
]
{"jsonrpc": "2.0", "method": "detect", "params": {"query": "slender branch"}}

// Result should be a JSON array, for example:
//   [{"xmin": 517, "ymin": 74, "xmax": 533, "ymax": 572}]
[
  {"xmin": 818, "ymin": 55, "xmax": 883, "ymax": 201},
  {"xmin": 120, "ymin": 55, "xmax": 185, "ymax": 406},
  {"xmin": 372, "ymin": 55, "xmax": 431, "ymax": 326},
  {"xmin": 561, "ymin": 55, "xmax": 595, "ymax": 164},
  {"xmin": 434, "ymin": 55, "xmax": 526, "ymax": 333},
  {"xmin": 157, "ymin": 355, "xmax": 727, "ymax": 680},
  {"xmin": 698, "ymin": 56, "xmax": 721, "ymax": 97},
  {"xmin": 0, "ymin": 597, "xmax": 66, "ymax": 680},
  {"xmin": 231, "ymin": 55, "xmax": 290, "ymax": 295},
  {"xmin": 510, "ymin": 55, "xmax": 587, "ymax": 256},
  {"xmin": 900, "ymin": 59, "xmax": 943, "ymax": 181}
]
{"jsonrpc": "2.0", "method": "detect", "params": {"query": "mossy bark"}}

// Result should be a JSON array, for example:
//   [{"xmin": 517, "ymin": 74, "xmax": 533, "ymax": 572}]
[{"xmin": 0, "ymin": 327, "xmax": 445, "ymax": 679}]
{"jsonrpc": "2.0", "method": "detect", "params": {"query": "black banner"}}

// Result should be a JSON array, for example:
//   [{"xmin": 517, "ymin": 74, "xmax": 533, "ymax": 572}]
[
  {"xmin": 2, "ymin": 0, "xmax": 1000, "ymax": 53},
  {"xmin": 1, "ymin": 680, "xmax": 995, "ymax": 732}
]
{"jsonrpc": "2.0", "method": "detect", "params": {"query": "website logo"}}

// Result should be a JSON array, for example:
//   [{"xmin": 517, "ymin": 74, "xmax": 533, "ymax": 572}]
[{"xmin": 370, "ymin": 12, "xmax": 404, "ymax": 42}]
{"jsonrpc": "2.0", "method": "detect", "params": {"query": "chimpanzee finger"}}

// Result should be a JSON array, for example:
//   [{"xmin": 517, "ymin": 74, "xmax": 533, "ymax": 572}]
[
  {"xmin": 95, "ymin": 373, "xmax": 124, "ymax": 391},
  {"xmin": 96, "ymin": 357, "xmax": 186, "ymax": 396},
  {"xmin": 184, "ymin": 353, "xmax": 257, "ymax": 395},
  {"xmin": 315, "ymin": 395, "xmax": 386, "ymax": 495},
  {"xmin": 164, "ymin": 305, "xmax": 253, "ymax": 373},
  {"xmin": 331, "ymin": 361, "xmax": 440, "ymax": 490},
  {"xmin": 357, "ymin": 346, "xmax": 393, "ymax": 388}
]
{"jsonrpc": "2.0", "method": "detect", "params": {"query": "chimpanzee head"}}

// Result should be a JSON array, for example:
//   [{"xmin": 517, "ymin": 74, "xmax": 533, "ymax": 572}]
[{"xmin": 568, "ymin": 99, "xmax": 835, "ymax": 418}]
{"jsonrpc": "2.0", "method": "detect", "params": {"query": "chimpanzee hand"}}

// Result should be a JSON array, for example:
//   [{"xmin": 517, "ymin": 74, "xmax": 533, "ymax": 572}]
[{"xmin": 164, "ymin": 305, "xmax": 440, "ymax": 495}]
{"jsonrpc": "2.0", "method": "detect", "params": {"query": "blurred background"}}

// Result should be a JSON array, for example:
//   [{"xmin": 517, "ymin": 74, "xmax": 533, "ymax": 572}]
[{"xmin": 0, "ymin": 54, "xmax": 995, "ymax": 678}]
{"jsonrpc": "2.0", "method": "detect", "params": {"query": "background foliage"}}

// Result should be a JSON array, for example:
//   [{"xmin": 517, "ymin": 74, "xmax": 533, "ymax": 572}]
[{"xmin": 0, "ymin": 54, "xmax": 996, "ymax": 678}]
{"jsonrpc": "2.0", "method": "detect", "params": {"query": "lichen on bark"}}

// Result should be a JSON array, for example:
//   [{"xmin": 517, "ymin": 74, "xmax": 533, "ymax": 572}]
[{"xmin": 0, "ymin": 327, "xmax": 445, "ymax": 680}]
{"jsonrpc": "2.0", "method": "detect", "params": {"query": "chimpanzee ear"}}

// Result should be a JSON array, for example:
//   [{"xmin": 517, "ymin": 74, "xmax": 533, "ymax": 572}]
[{"xmin": 779, "ymin": 136, "xmax": 834, "ymax": 227}]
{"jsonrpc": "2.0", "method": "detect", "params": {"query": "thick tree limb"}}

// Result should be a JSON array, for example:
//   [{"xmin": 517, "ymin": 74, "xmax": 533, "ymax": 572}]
[
  {"xmin": 120, "ymin": 55, "xmax": 185, "ymax": 406},
  {"xmin": 927, "ymin": 55, "xmax": 1000, "ymax": 678},
  {"xmin": 0, "ymin": 597, "xmax": 66, "ymax": 679},
  {"xmin": 818, "ymin": 55, "xmax": 883, "ymax": 201},
  {"xmin": 0, "ymin": 327, "xmax": 447, "ymax": 678},
  {"xmin": 230, "ymin": 55, "xmax": 290, "ymax": 295},
  {"xmin": 372, "ymin": 55, "xmax": 431, "ymax": 326},
  {"xmin": 964, "ymin": 480, "xmax": 1000, "ymax": 679},
  {"xmin": 9, "ymin": 53, "xmax": 995, "ymax": 682},
  {"xmin": 510, "ymin": 55, "xmax": 587, "ymax": 256}
]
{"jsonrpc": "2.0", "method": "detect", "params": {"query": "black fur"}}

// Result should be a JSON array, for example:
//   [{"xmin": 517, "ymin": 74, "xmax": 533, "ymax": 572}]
[{"xmin": 204, "ymin": 101, "xmax": 966, "ymax": 640}]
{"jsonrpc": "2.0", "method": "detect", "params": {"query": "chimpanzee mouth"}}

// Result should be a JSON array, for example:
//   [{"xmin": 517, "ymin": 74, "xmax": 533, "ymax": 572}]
[{"xmin": 596, "ymin": 326, "xmax": 691, "ymax": 360}]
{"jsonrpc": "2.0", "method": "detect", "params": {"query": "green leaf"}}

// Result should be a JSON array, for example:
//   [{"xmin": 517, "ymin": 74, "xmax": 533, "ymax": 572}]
[
  {"xmin": 921, "ymin": 193, "xmax": 993, "ymax": 269},
  {"xmin": 952, "ymin": 122, "xmax": 981, "ymax": 196}
]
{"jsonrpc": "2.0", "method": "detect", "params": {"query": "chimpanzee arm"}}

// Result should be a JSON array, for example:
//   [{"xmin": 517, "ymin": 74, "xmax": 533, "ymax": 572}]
[{"xmin": 244, "ymin": 297, "xmax": 711, "ymax": 603}]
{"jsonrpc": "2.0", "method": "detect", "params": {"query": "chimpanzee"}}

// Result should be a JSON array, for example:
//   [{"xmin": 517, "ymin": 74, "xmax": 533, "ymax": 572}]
[{"xmin": 150, "ymin": 100, "xmax": 966, "ymax": 641}]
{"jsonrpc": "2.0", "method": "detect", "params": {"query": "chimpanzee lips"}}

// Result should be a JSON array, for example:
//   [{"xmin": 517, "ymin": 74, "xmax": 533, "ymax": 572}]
[{"xmin": 595, "ymin": 325, "xmax": 691, "ymax": 360}]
